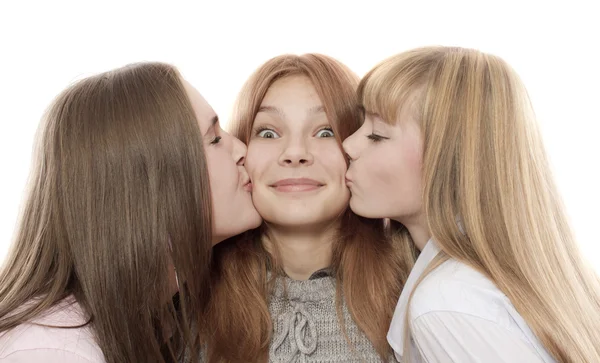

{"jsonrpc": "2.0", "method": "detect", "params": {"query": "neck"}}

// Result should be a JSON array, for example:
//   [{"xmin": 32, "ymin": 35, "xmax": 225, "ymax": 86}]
[{"xmin": 263, "ymin": 222, "xmax": 338, "ymax": 281}]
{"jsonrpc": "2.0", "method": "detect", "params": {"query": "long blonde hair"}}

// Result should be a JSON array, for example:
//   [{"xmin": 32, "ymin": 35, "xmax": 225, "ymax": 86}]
[
  {"xmin": 0, "ymin": 62, "xmax": 213, "ymax": 363},
  {"xmin": 203, "ymin": 54, "xmax": 414, "ymax": 362},
  {"xmin": 359, "ymin": 46, "xmax": 600, "ymax": 362}
]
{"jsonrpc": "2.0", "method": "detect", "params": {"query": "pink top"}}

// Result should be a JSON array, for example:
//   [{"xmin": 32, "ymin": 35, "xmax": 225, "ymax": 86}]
[{"xmin": 0, "ymin": 297, "xmax": 105, "ymax": 362}]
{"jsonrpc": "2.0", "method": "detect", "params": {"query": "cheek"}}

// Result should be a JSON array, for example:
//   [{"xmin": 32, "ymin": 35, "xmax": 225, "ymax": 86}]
[
  {"xmin": 358, "ymin": 143, "xmax": 420, "ymax": 195},
  {"xmin": 204, "ymin": 151, "xmax": 220, "ymax": 187},
  {"xmin": 245, "ymin": 143, "xmax": 277, "ymax": 213},
  {"xmin": 205, "ymin": 151, "xmax": 233, "ymax": 196},
  {"xmin": 244, "ymin": 143, "xmax": 265, "ymax": 179},
  {"xmin": 319, "ymin": 144, "xmax": 347, "ymax": 179},
  {"xmin": 403, "ymin": 132, "xmax": 424, "ymax": 185},
  {"xmin": 386, "ymin": 138, "xmax": 424, "ymax": 213},
  {"xmin": 368, "ymin": 152, "xmax": 397, "ymax": 188}
]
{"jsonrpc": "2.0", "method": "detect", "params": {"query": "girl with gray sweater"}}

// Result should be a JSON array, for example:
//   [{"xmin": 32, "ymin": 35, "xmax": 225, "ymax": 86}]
[{"xmin": 201, "ymin": 54, "xmax": 415, "ymax": 363}]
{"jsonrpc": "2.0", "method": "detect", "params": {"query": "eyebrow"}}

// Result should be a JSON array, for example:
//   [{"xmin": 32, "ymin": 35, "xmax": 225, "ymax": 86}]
[
  {"xmin": 257, "ymin": 105, "xmax": 282, "ymax": 117},
  {"xmin": 203, "ymin": 115, "xmax": 219, "ymax": 136},
  {"xmin": 308, "ymin": 105, "xmax": 325, "ymax": 114}
]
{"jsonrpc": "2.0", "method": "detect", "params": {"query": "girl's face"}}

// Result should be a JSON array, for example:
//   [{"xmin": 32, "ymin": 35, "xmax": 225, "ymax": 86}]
[
  {"xmin": 183, "ymin": 79, "xmax": 262, "ymax": 244},
  {"xmin": 343, "ymin": 101, "xmax": 424, "ymax": 225},
  {"xmin": 245, "ymin": 75, "xmax": 349, "ymax": 229}
]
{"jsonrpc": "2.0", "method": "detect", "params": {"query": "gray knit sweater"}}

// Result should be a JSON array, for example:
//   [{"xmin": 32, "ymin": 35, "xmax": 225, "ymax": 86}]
[
  {"xmin": 267, "ymin": 270, "xmax": 397, "ymax": 363},
  {"xmin": 196, "ymin": 270, "xmax": 397, "ymax": 362}
]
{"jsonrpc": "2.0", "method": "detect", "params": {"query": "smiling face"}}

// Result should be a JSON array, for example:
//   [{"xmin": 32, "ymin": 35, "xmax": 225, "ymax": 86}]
[
  {"xmin": 182, "ymin": 79, "xmax": 262, "ymax": 244},
  {"xmin": 244, "ymin": 75, "xmax": 349, "ymax": 230}
]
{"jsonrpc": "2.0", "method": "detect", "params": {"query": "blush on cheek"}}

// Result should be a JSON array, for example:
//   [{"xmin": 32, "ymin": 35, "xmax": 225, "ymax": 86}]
[
  {"xmin": 406, "ymin": 124, "xmax": 424, "ymax": 169},
  {"xmin": 402, "ymin": 149, "xmax": 423, "ymax": 200},
  {"xmin": 407, "ymin": 146, "xmax": 423, "ymax": 172}
]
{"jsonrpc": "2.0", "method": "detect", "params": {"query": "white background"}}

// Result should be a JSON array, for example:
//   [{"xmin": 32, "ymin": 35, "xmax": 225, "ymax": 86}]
[{"xmin": 1, "ymin": 1, "xmax": 598, "ymax": 269}]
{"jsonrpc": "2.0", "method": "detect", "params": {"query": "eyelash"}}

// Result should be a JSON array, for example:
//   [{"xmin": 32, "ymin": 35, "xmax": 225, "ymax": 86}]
[
  {"xmin": 210, "ymin": 136, "xmax": 222, "ymax": 145},
  {"xmin": 367, "ymin": 133, "xmax": 388, "ymax": 142}
]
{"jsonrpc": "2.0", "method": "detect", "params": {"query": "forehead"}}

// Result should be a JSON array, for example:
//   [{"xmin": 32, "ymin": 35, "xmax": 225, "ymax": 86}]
[
  {"xmin": 181, "ymin": 78, "xmax": 217, "ymax": 133},
  {"xmin": 261, "ymin": 75, "xmax": 321, "ymax": 105}
]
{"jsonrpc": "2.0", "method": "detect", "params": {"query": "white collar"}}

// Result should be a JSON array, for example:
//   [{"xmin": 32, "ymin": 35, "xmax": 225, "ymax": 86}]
[{"xmin": 387, "ymin": 239, "xmax": 440, "ymax": 358}]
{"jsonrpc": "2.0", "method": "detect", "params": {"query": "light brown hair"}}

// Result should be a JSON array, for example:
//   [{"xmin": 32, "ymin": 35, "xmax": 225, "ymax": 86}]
[
  {"xmin": 202, "ymin": 53, "xmax": 415, "ymax": 362},
  {"xmin": 0, "ymin": 62, "xmax": 213, "ymax": 362},
  {"xmin": 360, "ymin": 46, "xmax": 600, "ymax": 362}
]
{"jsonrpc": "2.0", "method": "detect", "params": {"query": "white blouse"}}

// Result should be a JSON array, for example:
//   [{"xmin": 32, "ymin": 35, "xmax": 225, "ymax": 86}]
[{"xmin": 387, "ymin": 241, "xmax": 557, "ymax": 363}]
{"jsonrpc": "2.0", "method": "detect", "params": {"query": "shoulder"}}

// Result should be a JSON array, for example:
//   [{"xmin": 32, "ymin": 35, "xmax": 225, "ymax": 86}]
[
  {"xmin": 0, "ymin": 299, "xmax": 105, "ymax": 362},
  {"xmin": 408, "ymin": 258, "xmax": 514, "ymax": 327}
]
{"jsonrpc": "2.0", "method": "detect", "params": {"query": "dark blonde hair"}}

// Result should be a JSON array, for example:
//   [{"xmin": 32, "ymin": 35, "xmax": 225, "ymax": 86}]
[
  {"xmin": 203, "ymin": 54, "xmax": 415, "ymax": 362},
  {"xmin": 360, "ymin": 46, "xmax": 600, "ymax": 362},
  {"xmin": 0, "ymin": 62, "xmax": 213, "ymax": 363}
]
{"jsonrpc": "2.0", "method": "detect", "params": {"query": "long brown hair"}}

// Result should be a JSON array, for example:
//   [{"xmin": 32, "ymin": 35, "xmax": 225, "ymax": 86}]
[
  {"xmin": 204, "ymin": 54, "xmax": 415, "ymax": 362},
  {"xmin": 360, "ymin": 46, "xmax": 600, "ymax": 362},
  {"xmin": 0, "ymin": 62, "xmax": 213, "ymax": 363}
]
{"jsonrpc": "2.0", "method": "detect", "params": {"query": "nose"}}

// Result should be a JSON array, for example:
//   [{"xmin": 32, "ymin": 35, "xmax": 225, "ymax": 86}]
[
  {"xmin": 279, "ymin": 139, "xmax": 314, "ymax": 167},
  {"xmin": 342, "ymin": 133, "xmax": 359, "ymax": 162},
  {"xmin": 230, "ymin": 133, "xmax": 247, "ymax": 166}
]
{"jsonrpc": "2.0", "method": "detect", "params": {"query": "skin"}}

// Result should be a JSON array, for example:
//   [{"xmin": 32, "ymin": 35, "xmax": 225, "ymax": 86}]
[
  {"xmin": 343, "ymin": 98, "xmax": 430, "ymax": 250},
  {"xmin": 182, "ymin": 79, "xmax": 262, "ymax": 244},
  {"xmin": 245, "ymin": 75, "xmax": 349, "ymax": 279}
]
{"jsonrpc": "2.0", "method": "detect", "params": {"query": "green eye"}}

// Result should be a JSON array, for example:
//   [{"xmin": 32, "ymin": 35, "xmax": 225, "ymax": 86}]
[
  {"xmin": 257, "ymin": 129, "xmax": 280, "ymax": 139},
  {"xmin": 316, "ymin": 128, "xmax": 334, "ymax": 138}
]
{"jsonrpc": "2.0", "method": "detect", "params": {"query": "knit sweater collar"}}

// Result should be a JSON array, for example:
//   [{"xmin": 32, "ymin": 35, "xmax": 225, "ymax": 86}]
[{"xmin": 271, "ymin": 267, "xmax": 335, "ymax": 301}]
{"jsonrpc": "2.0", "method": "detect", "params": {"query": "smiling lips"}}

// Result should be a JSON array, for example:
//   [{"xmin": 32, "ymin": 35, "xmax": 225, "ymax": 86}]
[{"xmin": 270, "ymin": 178, "xmax": 324, "ymax": 192}]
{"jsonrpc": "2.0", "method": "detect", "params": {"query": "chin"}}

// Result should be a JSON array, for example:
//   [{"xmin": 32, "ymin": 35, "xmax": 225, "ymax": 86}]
[
  {"xmin": 349, "ymin": 198, "xmax": 379, "ymax": 219},
  {"xmin": 265, "ymin": 210, "xmax": 330, "ymax": 227},
  {"xmin": 237, "ymin": 209, "xmax": 263, "ymax": 233},
  {"xmin": 213, "ymin": 208, "xmax": 263, "ymax": 244},
  {"xmin": 248, "ymin": 211, "xmax": 263, "ymax": 229},
  {"xmin": 213, "ymin": 216, "xmax": 262, "ymax": 246}
]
